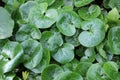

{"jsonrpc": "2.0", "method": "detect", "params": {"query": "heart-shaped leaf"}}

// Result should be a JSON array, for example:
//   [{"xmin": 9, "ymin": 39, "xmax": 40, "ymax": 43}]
[
  {"xmin": 78, "ymin": 5, "xmax": 101, "ymax": 20},
  {"xmin": 40, "ymin": 31, "xmax": 63, "ymax": 52},
  {"xmin": 19, "ymin": 1, "xmax": 36, "ymax": 20},
  {"xmin": 41, "ymin": 64, "xmax": 63, "ymax": 80},
  {"xmin": 0, "ymin": 41, "xmax": 23, "ymax": 73},
  {"xmin": 75, "ymin": 62, "xmax": 92, "ymax": 77},
  {"xmin": 21, "ymin": 39, "xmax": 43, "ymax": 69},
  {"xmin": 87, "ymin": 63, "xmax": 104, "ymax": 80},
  {"xmin": 78, "ymin": 18, "xmax": 105, "ymax": 47},
  {"xmin": 28, "ymin": 3, "xmax": 58, "ymax": 28},
  {"xmin": 56, "ymin": 10, "xmax": 82, "ymax": 36},
  {"xmin": 16, "ymin": 24, "xmax": 41, "ymax": 42},
  {"xmin": 52, "ymin": 43, "xmax": 74, "ymax": 64}
]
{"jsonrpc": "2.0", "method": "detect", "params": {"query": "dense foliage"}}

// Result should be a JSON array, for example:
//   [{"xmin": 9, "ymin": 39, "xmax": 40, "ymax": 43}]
[{"xmin": 0, "ymin": 0, "xmax": 120, "ymax": 80}]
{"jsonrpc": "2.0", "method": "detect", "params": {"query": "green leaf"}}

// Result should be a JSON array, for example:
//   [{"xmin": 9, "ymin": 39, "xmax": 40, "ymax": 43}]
[
  {"xmin": 41, "ymin": 64, "xmax": 63, "ymax": 80},
  {"xmin": 103, "ymin": 61, "xmax": 118, "ymax": 79},
  {"xmin": 5, "ymin": 0, "xmax": 25, "ymax": 13},
  {"xmin": 78, "ymin": 5, "xmax": 101, "ymax": 20},
  {"xmin": 21, "ymin": 39, "xmax": 43, "ymax": 69},
  {"xmin": 56, "ymin": 10, "xmax": 82, "ymax": 36},
  {"xmin": 87, "ymin": 63, "xmax": 104, "ymax": 80},
  {"xmin": 16, "ymin": 24, "xmax": 41, "ymax": 42},
  {"xmin": 65, "ymin": 30, "xmax": 80, "ymax": 47},
  {"xmin": 108, "ymin": 26, "xmax": 120, "ymax": 55},
  {"xmin": 28, "ymin": 3, "xmax": 58, "ymax": 28},
  {"xmin": 64, "ymin": 0, "xmax": 74, "ymax": 6},
  {"xmin": 78, "ymin": 18, "xmax": 105, "ymax": 47},
  {"xmin": 35, "ymin": 0, "xmax": 55, "ymax": 6},
  {"xmin": 96, "ymin": 43, "xmax": 107, "ymax": 59},
  {"xmin": 75, "ymin": 62, "xmax": 92, "ymax": 77},
  {"xmin": 54, "ymin": 71, "xmax": 83, "ymax": 80},
  {"xmin": 40, "ymin": 31, "xmax": 63, "ymax": 52},
  {"xmin": 103, "ymin": 0, "xmax": 111, "ymax": 9},
  {"xmin": 0, "ymin": 41, "xmax": 24, "ymax": 73},
  {"xmin": 75, "ymin": 0, "xmax": 94, "ymax": 7},
  {"xmin": 19, "ymin": 1, "xmax": 36, "ymax": 20},
  {"xmin": 62, "ymin": 59, "xmax": 79, "ymax": 71},
  {"xmin": 106, "ymin": 8, "xmax": 119, "ymax": 22},
  {"xmin": 52, "ymin": 43, "xmax": 74, "ymax": 64},
  {"xmin": 80, "ymin": 48, "xmax": 96, "ymax": 62},
  {"xmin": 0, "ymin": 7, "xmax": 14, "ymax": 39},
  {"xmin": 109, "ymin": 0, "xmax": 120, "ymax": 12},
  {"xmin": 50, "ymin": 0, "xmax": 64, "ymax": 9},
  {"xmin": 5, "ymin": 73, "xmax": 16, "ymax": 80},
  {"xmin": 0, "ymin": 39, "xmax": 8, "ymax": 52},
  {"xmin": 31, "ymin": 48, "xmax": 50, "ymax": 73}
]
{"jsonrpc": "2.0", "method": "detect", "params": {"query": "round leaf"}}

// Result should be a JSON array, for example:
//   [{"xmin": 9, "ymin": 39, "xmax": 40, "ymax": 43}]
[
  {"xmin": 103, "ymin": 61, "xmax": 118, "ymax": 79},
  {"xmin": 75, "ymin": 62, "xmax": 92, "ymax": 77},
  {"xmin": 41, "ymin": 64, "xmax": 63, "ymax": 80},
  {"xmin": 80, "ymin": 48, "xmax": 96, "ymax": 62},
  {"xmin": 54, "ymin": 71, "xmax": 83, "ymax": 80},
  {"xmin": 16, "ymin": 24, "xmax": 41, "ymax": 42},
  {"xmin": 87, "ymin": 63, "xmax": 104, "ymax": 80},
  {"xmin": 78, "ymin": 5, "xmax": 101, "ymax": 20},
  {"xmin": 78, "ymin": 18, "xmax": 105, "ymax": 47},
  {"xmin": 19, "ymin": 1, "xmax": 36, "ymax": 20},
  {"xmin": 56, "ymin": 10, "xmax": 82, "ymax": 36},
  {"xmin": 40, "ymin": 31, "xmax": 63, "ymax": 52},
  {"xmin": 21, "ymin": 39, "xmax": 43, "ymax": 69},
  {"xmin": 0, "ymin": 7, "xmax": 14, "ymax": 39},
  {"xmin": 52, "ymin": 43, "xmax": 74, "ymax": 64},
  {"xmin": 28, "ymin": 3, "xmax": 58, "ymax": 28},
  {"xmin": 108, "ymin": 26, "xmax": 120, "ymax": 55},
  {"xmin": 0, "ymin": 41, "xmax": 23, "ymax": 73}
]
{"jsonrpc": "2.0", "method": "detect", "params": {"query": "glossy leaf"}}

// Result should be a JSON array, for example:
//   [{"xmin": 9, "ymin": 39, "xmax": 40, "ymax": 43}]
[
  {"xmin": 19, "ymin": 1, "xmax": 36, "ymax": 20},
  {"xmin": 75, "ymin": 62, "xmax": 92, "ymax": 77},
  {"xmin": 75, "ymin": 0, "xmax": 94, "ymax": 7},
  {"xmin": 16, "ymin": 24, "xmax": 41, "ymax": 42},
  {"xmin": 28, "ymin": 3, "xmax": 58, "ymax": 28},
  {"xmin": 103, "ymin": 61, "xmax": 119, "ymax": 79},
  {"xmin": 0, "ymin": 41, "xmax": 24, "ymax": 73},
  {"xmin": 78, "ymin": 18, "xmax": 105, "ymax": 47},
  {"xmin": 80, "ymin": 48, "xmax": 96, "ymax": 62},
  {"xmin": 52, "ymin": 43, "xmax": 74, "ymax": 64},
  {"xmin": 21, "ymin": 39, "xmax": 43, "ymax": 69},
  {"xmin": 109, "ymin": 0, "xmax": 120, "ymax": 12},
  {"xmin": 31, "ymin": 48, "xmax": 50, "ymax": 73},
  {"xmin": 41, "ymin": 64, "xmax": 63, "ymax": 80},
  {"xmin": 40, "ymin": 31, "xmax": 63, "ymax": 52},
  {"xmin": 87, "ymin": 63, "xmax": 104, "ymax": 80},
  {"xmin": 78, "ymin": 5, "xmax": 101, "ymax": 20},
  {"xmin": 108, "ymin": 26, "xmax": 120, "ymax": 54},
  {"xmin": 56, "ymin": 10, "xmax": 82, "ymax": 36},
  {"xmin": 0, "ymin": 7, "xmax": 14, "ymax": 39}
]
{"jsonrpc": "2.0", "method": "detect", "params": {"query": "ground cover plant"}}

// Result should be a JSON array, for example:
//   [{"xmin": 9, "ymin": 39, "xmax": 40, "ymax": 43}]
[{"xmin": 0, "ymin": 0, "xmax": 120, "ymax": 80}]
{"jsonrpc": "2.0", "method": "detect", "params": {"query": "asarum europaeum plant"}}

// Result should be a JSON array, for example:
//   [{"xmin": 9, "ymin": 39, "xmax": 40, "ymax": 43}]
[{"xmin": 0, "ymin": 0, "xmax": 120, "ymax": 80}]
